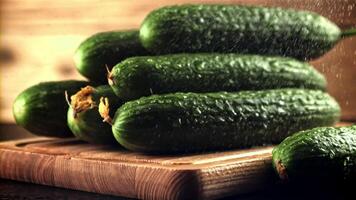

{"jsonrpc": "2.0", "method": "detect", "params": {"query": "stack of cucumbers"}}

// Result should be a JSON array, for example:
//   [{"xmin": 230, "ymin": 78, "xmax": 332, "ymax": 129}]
[{"xmin": 13, "ymin": 4, "xmax": 356, "ymax": 183}]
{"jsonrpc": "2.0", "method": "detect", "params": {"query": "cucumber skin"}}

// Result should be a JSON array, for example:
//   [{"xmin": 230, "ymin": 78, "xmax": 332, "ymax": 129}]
[
  {"xmin": 112, "ymin": 89, "xmax": 340, "ymax": 153},
  {"xmin": 74, "ymin": 30, "xmax": 150, "ymax": 84},
  {"xmin": 272, "ymin": 125, "xmax": 356, "ymax": 183},
  {"xmin": 140, "ymin": 4, "xmax": 341, "ymax": 60},
  {"xmin": 110, "ymin": 54, "xmax": 326, "ymax": 100},
  {"xmin": 13, "ymin": 80, "xmax": 88, "ymax": 137},
  {"xmin": 67, "ymin": 85, "xmax": 123, "ymax": 144}
]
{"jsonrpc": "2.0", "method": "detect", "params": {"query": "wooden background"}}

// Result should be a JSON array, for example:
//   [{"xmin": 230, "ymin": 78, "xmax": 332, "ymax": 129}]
[{"xmin": 1, "ymin": 0, "xmax": 356, "ymax": 123}]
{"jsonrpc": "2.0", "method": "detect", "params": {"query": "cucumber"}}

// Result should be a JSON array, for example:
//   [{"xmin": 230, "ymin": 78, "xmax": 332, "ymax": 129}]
[
  {"xmin": 140, "ymin": 4, "xmax": 356, "ymax": 60},
  {"xmin": 13, "ymin": 80, "xmax": 88, "ymax": 137},
  {"xmin": 111, "ymin": 89, "xmax": 340, "ymax": 153},
  {"xmin": 109, "ymin": 54, "xmax": 326, "ymax": 100},
  {"xmin": 67, "ymin": 85, "xmax": 123, "ymax": 144},
  {"xmin": 74, "ymin": 30, "xmax": 150, "ymax": 84},
  {"xmin": 272, "ymin": 125, "xmax": 356, "ymax": 184}
]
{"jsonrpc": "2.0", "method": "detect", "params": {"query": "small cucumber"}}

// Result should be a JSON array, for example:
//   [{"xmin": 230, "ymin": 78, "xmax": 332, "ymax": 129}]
[
  {"xmin": 109, "ymin": 54, "xmax": 326, "ymax": 100},
  {"xmin": 67, "ymin": 85, "xmax": 123, "ymax": 144},
  {"xmin": 272, "ymin": 125, "xmax": 356, "ymax": 184},
  {"xmin": 111, "ymin": 89, "xmax": 340, "ymax": 153},
  {"xmin": 140, "ymin": 4, "xmax": 356, "ymax": 60},
  {"xmin": 13, "ymin": 80, "xmax": 88, "ymax": 137},
  {"xmin": 74, "ymin": 30, "xmax": 150, "ymax": 84}
]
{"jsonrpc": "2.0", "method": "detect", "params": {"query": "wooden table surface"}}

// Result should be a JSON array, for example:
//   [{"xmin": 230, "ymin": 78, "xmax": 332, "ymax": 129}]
[{"xmin": 0, "ymin": 176, "xmax": 351, "ymax": 200}]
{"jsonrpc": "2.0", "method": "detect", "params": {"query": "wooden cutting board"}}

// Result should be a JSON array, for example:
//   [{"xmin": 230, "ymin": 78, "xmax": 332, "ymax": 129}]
[{"xmin": 0, "ymin": 137, "xmax": 275, "ymax": 200}]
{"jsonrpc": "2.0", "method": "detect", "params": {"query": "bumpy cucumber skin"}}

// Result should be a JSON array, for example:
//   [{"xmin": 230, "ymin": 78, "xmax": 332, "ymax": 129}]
[
  {"xmin": 13, "ymin": 80, "xmax": 88, "ymax": 137},
  {"xmin": 140, "ymin": 5, "xmax": 341, "ymax": 60},
  {"xmin": 74, "ymin": 30, "xmax": 150, "ymax": 84},
  {"xmin": 110, "ymin": 54, "xmax": 326, "ymax": 100},
  {"xmin": 272, "ymin": 125, "xmax": 356, "ymax": 183},
  {"xmin": 67, "ymin": 85, "xmax": 123, "ymax": 144},
  {"xmin": 112, "ymin": 89, "xmax": 340, "ymax": 153}
]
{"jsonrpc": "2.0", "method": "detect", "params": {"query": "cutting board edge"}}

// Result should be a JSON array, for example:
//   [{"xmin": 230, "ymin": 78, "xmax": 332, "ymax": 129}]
[
  {"xmin": 0, "ymin": 146, "xmax": 200, "ymax": 199},
  {"xmin": 0, "ymin": 142, "xmax": 274, "ymax": 200}
]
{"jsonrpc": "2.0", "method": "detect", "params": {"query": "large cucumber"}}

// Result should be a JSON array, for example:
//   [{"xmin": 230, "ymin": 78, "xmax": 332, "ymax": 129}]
[
  {"xmin": 13, "ymin": 80, "xmax": 88, "ymax": 137},
  {"xmin": 67, "ymin": 85, "xmax": 123, "ymax": 144},
  {"xmin": 140, "ymin": 4, "xmax": 356, "ymax": 60},
  {"xmin": 109, "ymin": 54, "xmax": 326, "ymax": 100},
  {"xmin": 272, "ymin": 125, "xmax": 356, "ymax": 184},
  {"xmin": 111, "ymin": 89, "xmax": 340, "ymax": 153},
  {"xmin": 74, "ymin": 30, "xmax": 150, "ymax": 84}
]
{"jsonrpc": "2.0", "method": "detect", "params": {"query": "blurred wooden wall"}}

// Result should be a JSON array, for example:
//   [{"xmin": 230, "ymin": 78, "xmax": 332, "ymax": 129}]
[{"xmin": 1, "ymin": 0, "xmax": 356, "ymax": 123}]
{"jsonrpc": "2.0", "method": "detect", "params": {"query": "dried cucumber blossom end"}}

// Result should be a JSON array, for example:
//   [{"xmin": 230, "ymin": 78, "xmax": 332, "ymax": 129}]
[
  {"xmin": 99, "ymin": 97, "xmax": 113, "ymax": 125},
  {"xmin": 275, "ymin": 159, "xmax": 289, "ymax": 182},
  {"xmin": 66, "ymin": 86, "xmax": 96, "ymax": 118},
  {"xmin": 106, "ymin": 64, "xmax": 115, "ymax": 86}
]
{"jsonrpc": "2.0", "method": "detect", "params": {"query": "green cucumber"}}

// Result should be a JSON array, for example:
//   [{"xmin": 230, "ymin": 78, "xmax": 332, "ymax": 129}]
[
  {"xmin": 67, "ymin": 85, "xmax": 123, "ymax": 144},
  {"xmin": 109, "ymin": 54, "xmax": 326, "ymax": 100},
  {"xmin": 272, "ymin": 125, "xmax": 356, "ymax": 184},
  {"xmin": 140, "ymin": 4, "xmax": 356, "ymax": 60},
  {"xmin": 74, "ymin": 30, "xmax": 150, "ymax": 84},
  {"xmin": 112, "ymin": 89, "xmax": 340, "ymax": 153},
  {"xmin": 13, "ymin": 80, "xmax": 88, "ymax": 137}
]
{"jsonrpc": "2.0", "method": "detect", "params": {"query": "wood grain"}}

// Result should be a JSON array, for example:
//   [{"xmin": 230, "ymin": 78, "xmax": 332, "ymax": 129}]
[
  {"xmin": 0, "ymin": 137, "xmax": 274, "ymax": 200},
  {"xmin": 0, "ymin": 122, "xmax": 352, "ymax": 199},
  {"xmin": 1, "ymin": 0, "xmax": 356, "ymax": 123}
]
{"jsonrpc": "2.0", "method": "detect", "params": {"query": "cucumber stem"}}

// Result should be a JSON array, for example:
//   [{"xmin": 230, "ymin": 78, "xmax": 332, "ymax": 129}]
[
  {"xmin": 64, "ymin": 90, "xmax": 71, "ymax": 108},
  {"xmin": 99, "ymin": 97, "xmax": 113, "ymax": 125},
  {"xmin": 106, "ymin": 64, "xmax": 115, "ymax": 86},
  {"xmin": 342, "ymin": 28, "xmax": 356, "ymax": 38},
  {"xmin": 275, "ymin": 160, "xmax": 289, "ymax": 182}
]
